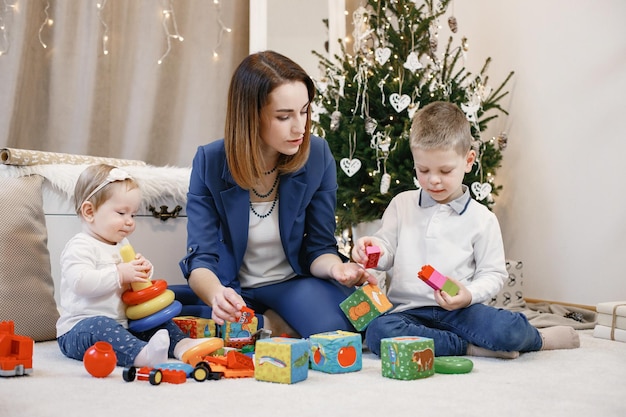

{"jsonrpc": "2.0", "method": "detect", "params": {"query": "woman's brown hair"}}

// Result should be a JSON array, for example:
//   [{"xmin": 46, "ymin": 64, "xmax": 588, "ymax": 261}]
[{"xmin": 224, "ymin": 50, "xmax": 315, "ymax": 189}]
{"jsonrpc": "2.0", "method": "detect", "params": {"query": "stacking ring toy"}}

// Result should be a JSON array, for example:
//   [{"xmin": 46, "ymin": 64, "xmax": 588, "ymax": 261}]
[
  {"xmin": 434, "ymin": 356, "xmax": 473, "ymax": 374},
  {"xmin": 128, "ymin": 300, "xmax": 183, "ymax": 333},
  {"xmin": 126, "ymin": 289, "xmax": 175, "ymax": 320},
  {"xmin": 181, "ymin": 337, "xmax": 224, "ymax": 365},
  {"xmin": 122, "ymin": 280, "xmax": 168, "ymax": 306}
]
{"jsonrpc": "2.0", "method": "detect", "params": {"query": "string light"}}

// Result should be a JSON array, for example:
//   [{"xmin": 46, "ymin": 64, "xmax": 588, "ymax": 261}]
[
  {"xmin": 38, "ymin": 0, "xmax": 53, "ymax": 49},
  {"xmin": 0, "ymin": 0, "xmax": 16, "ymax": 57},
  {"xmin": 157, "ymin": 0, "xmax": 184, "ymax": 65},
  {"xmin": 96, "ymin": 0, "xmax": 109, "ymax": 55},
  {"xmin": 211, "ymin": 0, "xmax": 231, "ymax": 59}
]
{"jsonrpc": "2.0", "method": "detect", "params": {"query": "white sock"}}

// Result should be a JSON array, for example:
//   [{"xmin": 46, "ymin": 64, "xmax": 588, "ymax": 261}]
[
  {"xmin": 173, "ymin": 338, "xmax": 212, "ymax": 360},
  {"xmin": 134, "ymin": 329, "xmax": 169, "ymax": 367},
  {"xmin": 540, "ymin": 326, "xmax": 580, "ymax": 350}
]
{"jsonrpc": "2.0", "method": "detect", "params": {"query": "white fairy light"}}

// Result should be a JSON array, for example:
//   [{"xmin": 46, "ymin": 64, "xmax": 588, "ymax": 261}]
[
  {"xmin": 96, "ymin": 0, "xmax": 109, "ymax": 55},
  {"xmin": 211, "ymin": 0, "xmax": 231, "ymax": 60},
  {"xmin": 38, "ymin": 0, "xmax": 52, "ymax": 49},
  {"xmin": 157, "ymin": 0, "xmax": 184, "ymax": 65}
]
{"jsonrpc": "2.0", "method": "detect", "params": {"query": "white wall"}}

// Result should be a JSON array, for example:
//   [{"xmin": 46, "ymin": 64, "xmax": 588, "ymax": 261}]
[{"xmin": 265, "ymin": 0, "xmax": 626, "ymax": 306}]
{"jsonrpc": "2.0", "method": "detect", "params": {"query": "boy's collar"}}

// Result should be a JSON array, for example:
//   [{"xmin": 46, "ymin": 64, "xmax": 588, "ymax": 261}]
[{"xmin": 418, "ymin": 185, "xmax": 471, "ymax": 214}]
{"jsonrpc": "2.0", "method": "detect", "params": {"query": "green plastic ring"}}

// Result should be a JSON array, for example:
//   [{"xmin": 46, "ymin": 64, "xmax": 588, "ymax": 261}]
[{"xmin": 434, "ymin": 356, "xmax": 473, "ymax": 374}]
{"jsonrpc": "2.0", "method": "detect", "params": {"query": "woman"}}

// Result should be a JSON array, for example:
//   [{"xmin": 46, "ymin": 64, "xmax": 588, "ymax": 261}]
[{"xmin": 180, "ymin": 51, "xmax": 376, "ymax": 338}]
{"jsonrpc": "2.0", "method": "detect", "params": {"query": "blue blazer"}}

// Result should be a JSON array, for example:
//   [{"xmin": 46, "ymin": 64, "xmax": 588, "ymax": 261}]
[{"xmin": 179, "ymin": 136, "xmax": 341, "ymax": 292}]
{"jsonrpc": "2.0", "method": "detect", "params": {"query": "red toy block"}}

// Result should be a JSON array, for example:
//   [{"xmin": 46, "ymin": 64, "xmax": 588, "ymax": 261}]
[
  {"xmin": 0, "ymin": 321, "xmax": 34, "ymax": 377},
  {"xmin": 417, "ymin": 265, "xmax": 459, "ymax": 296},
  {"xmin": 365, "ymin": 245, "xmax": 381, "ymax": 268}
]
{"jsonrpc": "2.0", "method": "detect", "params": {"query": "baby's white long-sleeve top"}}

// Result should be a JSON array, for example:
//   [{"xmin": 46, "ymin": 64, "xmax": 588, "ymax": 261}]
[{"xmin": 56, "ymin": 233, "xmax": 130, "ymax": 337}]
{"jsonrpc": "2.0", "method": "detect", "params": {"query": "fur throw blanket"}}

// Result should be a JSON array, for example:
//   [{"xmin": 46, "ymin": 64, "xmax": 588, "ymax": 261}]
[{"xmin": 0, "ymin": 163, "xmax": 191, "ymax": 209}]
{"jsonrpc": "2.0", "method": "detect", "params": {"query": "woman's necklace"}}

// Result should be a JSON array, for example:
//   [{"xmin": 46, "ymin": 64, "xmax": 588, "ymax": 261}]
[
  {"xmin": 250, "ymin": 191, "xmax": 279, "ymax": 219},
  {"xmin": 251, "ymin": 174, "xmax": 279, "ymax": 199}
]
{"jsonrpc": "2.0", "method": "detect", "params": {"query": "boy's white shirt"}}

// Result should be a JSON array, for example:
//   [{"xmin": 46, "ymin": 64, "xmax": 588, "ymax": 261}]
[{"xmin": 374, "ymin": 187, "xmax": 506, "ymax": 313}]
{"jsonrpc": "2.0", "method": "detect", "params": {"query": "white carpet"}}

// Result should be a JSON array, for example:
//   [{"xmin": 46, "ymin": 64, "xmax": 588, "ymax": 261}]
[{"xmin": 1, "ymin": 330, "xmax": 624, "ymax": 417}]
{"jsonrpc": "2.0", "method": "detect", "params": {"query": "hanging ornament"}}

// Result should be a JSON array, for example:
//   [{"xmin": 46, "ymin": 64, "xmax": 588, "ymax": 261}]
[
  {"xmin": 408, "ymin": 102, "xmax": 420, "ymax": 119},
  {"xmin": 340, "ymin": 158, "xmax": 362, "ymax": 177},
  {"xmin": 375, "ymin": 47, "xmax": 392, "ymax": 65},
  {"xmin": 496, "ymin": 132, "xmax": 508, "ymax": 149},
  {"xmin": 471, "ymin": 182, "xmax": 492, "ymax": 201},
  {"xmin": 330, "ymin": 110, "xmax": 342, "ymax": 131},
  {"xmin": 380, "ymin": 173, "xmax": 391, "ymax": 194},
  {"xmin": 390, "ymin": 93, "xmax": 411, "ymax": 113},
  {"xmin": 461, "ymin": 36, "xmax": 469, "ymax": 52},
  {"xmin": 364, "ymin": 117, "xmax": 378, "ymax": 135},
  {"xmin": 413, "ymin": 177, "xmax": 422, "ymax": 191},
  {"xmin": 448, "ymin": 16, "xmax": 458, "ymax": 33},
  {"xmin": 403, "ymin": 52, "xmax": 422, "ymax": 73},
  {"xmin": 341, "ymin": 132, "xmax": 362, "ymax": 177}
]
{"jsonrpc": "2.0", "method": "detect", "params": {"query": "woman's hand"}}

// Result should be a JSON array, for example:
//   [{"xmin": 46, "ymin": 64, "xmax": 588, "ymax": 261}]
[
  {"xmin": 434, "ymin": 277, "xmax": 472, "ymax": 311},
  {"xmin": 210, "ymin": 286, "xmax": 246, "ymax": 325},
  {"xmin": 330, "ymin": 262, "xmax": 378, "ymax": 288}
]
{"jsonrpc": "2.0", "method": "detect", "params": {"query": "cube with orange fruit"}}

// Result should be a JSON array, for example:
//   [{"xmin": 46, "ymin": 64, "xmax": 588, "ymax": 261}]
[
  {"xmin": 339, "ymin": 283, "xmax": 393, "ymax": 331},
  {"xmin": 309, "ymin": 330, "xmax": 362, "ymax": 374}
]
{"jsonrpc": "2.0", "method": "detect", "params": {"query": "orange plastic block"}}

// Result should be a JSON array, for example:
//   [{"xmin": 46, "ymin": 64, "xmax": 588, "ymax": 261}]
[{"xmin": 226, "ymin": 351, "xmax": 254, "ymax": 370}]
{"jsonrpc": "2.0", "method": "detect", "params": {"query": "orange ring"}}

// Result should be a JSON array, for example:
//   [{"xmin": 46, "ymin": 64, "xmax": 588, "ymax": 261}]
[
  {"xmin": 126, "ymin": 289, "xmax": 175, "ymax": 320},
  {"xmin": 122, "ymin": 280, "xmax": 168, "ymax": 306},
  {"xmin": 181, "ymin": 338, "xmax": 224, "ymax": 365}
]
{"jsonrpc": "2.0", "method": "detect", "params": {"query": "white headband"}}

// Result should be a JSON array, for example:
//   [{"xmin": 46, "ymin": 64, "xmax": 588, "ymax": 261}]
[{"xmin": 83, "ymin": 167, "xmax": 132, "ymax": 204}]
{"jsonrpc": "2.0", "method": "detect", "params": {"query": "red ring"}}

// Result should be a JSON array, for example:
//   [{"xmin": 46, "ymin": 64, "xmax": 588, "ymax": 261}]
[{"xmin": 122, "ymin": 279, "xmax": 168, "ymax": 305}]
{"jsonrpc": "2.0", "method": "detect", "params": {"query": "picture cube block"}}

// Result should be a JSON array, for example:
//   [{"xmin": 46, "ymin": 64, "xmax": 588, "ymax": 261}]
[
  {"xmin": 254, "ymin": 337, "xmax": 309, "ymax": 384},
  {"xmin": 309, "ymin": 330, "xmax": 362, "ymax": 374},
  {"xmin": 220, "ymin": 316, "xmax": 258, "ymax": 349},
  {"xmin": 340, "ymin": 283, "xmax": 393, "ymax": 331},
  {"xmin": 173, "ymin": 316, "xmax": 216, "ymax": 338},
  {"xmin": 418, "ymin": 265, "xmax": 459, "ymax": 296},
  {"xmin": 381, "ymin": 336, "xmax": 435, "ymax": 380}
]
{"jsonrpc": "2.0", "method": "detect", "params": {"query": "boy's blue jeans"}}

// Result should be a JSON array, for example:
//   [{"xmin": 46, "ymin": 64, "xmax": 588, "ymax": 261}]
[{"xmin": 365, "ymin": 303, "xmax": 543, "ymax": 357}]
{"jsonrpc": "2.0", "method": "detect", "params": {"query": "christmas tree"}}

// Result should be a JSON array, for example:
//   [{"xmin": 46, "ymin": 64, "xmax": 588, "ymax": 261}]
[{"xmin": 311, "ymin": 0, "xmax": 513, "ymax": 236}]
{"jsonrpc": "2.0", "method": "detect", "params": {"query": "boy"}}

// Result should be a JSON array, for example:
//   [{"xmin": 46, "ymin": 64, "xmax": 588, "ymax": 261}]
[{"xmin": 352, "ymin": 102, "xmax": 579, "ymax": 358}]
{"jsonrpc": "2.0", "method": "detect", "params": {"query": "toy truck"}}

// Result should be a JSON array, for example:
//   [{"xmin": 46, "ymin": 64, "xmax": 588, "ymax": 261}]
[{"xmin": 0, "ymin": 321, "xmax": 34, "ymax": 377}]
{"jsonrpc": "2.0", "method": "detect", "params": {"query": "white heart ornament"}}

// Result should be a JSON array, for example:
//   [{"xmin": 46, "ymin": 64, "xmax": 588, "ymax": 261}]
[
  {"xmin": 471, "ymin": 182, "xmax": 492, "ymax": 201},
  {"xmin": 375, "ymin": 47, "xmax": 391, "ymax": 65},
  {"xmin": 389, "ymin": 93, "xmax": 411, "ymax": 113},
  {"xmin": 340, "ymin": 158, "xmax": 362, "ymax": 177}
]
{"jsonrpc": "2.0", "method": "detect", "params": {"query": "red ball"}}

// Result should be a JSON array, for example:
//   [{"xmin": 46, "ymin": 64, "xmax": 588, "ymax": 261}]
[{"xmin": 83, "ymin": 341, "xmax": 117, "ymax": 378}]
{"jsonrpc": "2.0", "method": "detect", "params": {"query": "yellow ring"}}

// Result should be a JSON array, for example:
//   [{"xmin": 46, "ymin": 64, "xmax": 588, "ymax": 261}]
[
  {"xmin": 181, "ymin": 338, "xmax": 224, "ymax": 365},
  {"xmin": 126, "ymin": 289, "xmax": 175, "ymax": 320}
]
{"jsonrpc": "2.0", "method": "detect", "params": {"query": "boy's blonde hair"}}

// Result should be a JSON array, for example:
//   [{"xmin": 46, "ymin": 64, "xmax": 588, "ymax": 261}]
[
  {"xmin": 410, "ymin": 101, "xmax": 473, "ymax": 156},
  {"xmin": 74, "ymin": 164, "xmax": 139, "ymax": 214}
]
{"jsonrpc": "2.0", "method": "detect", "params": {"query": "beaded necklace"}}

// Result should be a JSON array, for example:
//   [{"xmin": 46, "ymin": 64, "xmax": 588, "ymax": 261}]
[
  {"xmin": 250, "ymin": 191, "xmax": 279, "ymax": 219},
  {"xmin": 251, "ymin": 174, "xmax": 279, "ymax": 199}
]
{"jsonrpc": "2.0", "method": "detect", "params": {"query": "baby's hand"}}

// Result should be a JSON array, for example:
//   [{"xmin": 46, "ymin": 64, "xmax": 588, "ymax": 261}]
[
  {"xmin": 117, "ymin": 258, "xmax": 151, "ymax": 285},
  {"xmin": 434, "ymin": 277, "xmax": 472, "ymax": 311}
]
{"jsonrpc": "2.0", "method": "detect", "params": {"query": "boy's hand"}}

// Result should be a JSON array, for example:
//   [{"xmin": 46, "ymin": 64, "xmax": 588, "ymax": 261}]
[
  {"xmin": 351, "ymin": 237, "xmax": 383, "ymax": 265},
  {"xmin": 434, "ymin": 277, "xmax": 472, "ymax": 311}
]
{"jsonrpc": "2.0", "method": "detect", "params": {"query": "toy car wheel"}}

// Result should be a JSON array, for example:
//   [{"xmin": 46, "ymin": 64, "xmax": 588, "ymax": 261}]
[
  {"xmin": 122, "ymin": 366, "xmax": 136, "ymax": 382},
  {"xmin": 149, "ymin": 369, "xmax": 163, "ymax": 385},
  {"xmin": 192, "ymin": 365, "xmax": 208, "ymax": 382}
]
